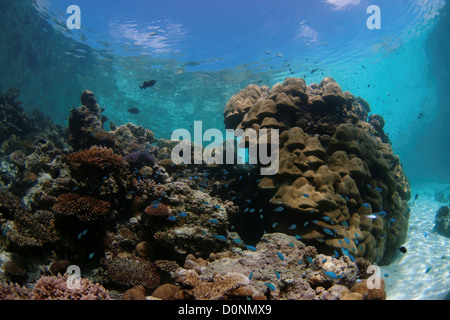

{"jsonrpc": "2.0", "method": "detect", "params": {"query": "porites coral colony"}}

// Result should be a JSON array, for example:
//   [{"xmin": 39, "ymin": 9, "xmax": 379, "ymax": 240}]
[{"xmin": 223, "ymin": 77, "xmax": 410, "ymax": 266}]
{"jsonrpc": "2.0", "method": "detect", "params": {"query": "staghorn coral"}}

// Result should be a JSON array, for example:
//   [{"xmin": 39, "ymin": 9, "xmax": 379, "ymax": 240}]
[
  {"xmin": 30, "ymin": 274, "xmax": 110, "ymax": 300},
  {"xmin": 54, "ymin": 193, "xmax": 110, "ymax": 222}
]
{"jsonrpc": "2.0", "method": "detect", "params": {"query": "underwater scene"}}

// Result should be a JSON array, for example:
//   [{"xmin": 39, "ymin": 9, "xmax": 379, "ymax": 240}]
[{"xmin": 0, "ymin": 0, "xmax": 449, "ymax": 303}]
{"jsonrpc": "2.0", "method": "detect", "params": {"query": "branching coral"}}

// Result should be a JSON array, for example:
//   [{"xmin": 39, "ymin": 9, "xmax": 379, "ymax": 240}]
[
  {"xmin": 54, "ymin": 193, "xmax": 110, "ymax": 222},
  {"xmin": 105, "ymin": 256, "xmax": 161, "ymax": 290},
  {"xmin": 30, "ymin": 274, "xmax": 110, "ymax": 300},
  {"xmin": 7, "ymin": 209, "xmax": 58, "ymax": 249},
  {"xmin": 144, "ymin": 203, "xmax": 171, "ymax": 217},
  {"xmin": 66, "ymin": 145, "xmax": 124, "ymax": 170},
  {"xmin": 125, "ymin": 150, "xmax": 157, "ymax": 169}
]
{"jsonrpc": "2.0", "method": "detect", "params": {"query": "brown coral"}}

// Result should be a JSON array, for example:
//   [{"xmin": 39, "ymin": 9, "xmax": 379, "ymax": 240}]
[
  {"xmin": 54, "ymin": 193, "xmax": 110, "ymax": 222},
  {"xmin": 106, "ymin": 256, "xmax": 161, "ymax": 290},
  {"xmin": 144, "ymin": 203, "xmax": 171, "ymax": 217},
  {"xmin": 66, "ymin": 145, "xmax": 124, "ymax": 170},
  {"xmin": 7, "ymin": 209, "xmax": 58, "ymax": 249},
  {"xmin": 30, "ymin": 274, "xmax": 110, "ymax": 300}
]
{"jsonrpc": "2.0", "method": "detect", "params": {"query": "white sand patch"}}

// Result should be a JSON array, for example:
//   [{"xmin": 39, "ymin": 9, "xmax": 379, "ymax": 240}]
[{"xmin": 380, "ymin": 183, "xmax": 450, "ymax": 300}]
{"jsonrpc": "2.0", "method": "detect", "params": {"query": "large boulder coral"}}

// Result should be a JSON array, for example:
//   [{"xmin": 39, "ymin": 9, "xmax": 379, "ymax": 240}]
[{"xmin": 223, "ymin": 77, "xmax": 410, "ymax": 265}]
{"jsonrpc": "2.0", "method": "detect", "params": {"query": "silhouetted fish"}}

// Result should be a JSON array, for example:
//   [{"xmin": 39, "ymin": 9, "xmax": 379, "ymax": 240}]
[
  {"xmin": 140, "ymin": 80, "xmax": 156, "ymax": 89},
  {"xmin": 127, "ymin": 108, "xmax": 140, "ymax": 114},
  {"xmin": 418, "ymin": 113, "xmax": 424, "ymax": 119}
]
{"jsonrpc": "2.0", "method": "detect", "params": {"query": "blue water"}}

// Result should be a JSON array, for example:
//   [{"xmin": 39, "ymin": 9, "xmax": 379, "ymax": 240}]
[
  {"xmin": 1, "ymin": 0, "xmax": 448, "ymax": 184},
  {"xmin": 1, "ymin": 0, "xmax": 450, "ymax": 300}
]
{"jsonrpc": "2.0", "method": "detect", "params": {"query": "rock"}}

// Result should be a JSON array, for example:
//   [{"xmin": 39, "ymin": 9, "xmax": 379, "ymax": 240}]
[{"xmin": 433, "ymin": 206, "xmax": 450, "ymax": 238}]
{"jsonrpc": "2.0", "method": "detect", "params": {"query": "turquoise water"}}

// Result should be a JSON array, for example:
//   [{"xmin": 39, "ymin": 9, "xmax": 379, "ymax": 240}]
[
  {"xmin": 0, "ymin": 0, "xmax": 449, "ymax": 301},
  {"xmin": 1, "ymin": 0, "xmax": 448, "ymax": 183}
]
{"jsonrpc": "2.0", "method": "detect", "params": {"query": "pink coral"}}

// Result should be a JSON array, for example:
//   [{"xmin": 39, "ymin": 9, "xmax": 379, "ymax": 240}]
[{"xmin": 30, "ymin": 274, "xmax": 110, "ymax": 300}]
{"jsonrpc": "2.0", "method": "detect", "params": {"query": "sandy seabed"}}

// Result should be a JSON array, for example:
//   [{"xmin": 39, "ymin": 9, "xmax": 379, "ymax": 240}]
[{"xmin": 380, "ymin": 183, "xmax": 450, "ymax": 300}]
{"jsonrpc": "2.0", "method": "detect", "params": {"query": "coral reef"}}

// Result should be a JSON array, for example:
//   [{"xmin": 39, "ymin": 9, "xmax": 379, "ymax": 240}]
[
  {"xmin": 223, "ymin": 77, "xmax": 410, "ymax": 265},
  {"xmin": 0, "ymin": 83, "xmax": 399, "ymax": 300}
]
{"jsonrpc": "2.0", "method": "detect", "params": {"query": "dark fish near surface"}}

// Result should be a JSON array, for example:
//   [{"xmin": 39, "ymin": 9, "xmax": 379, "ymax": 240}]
[
  {"xmin": 311, "ymin": 68, "xmax": 319, "ymax": 74},
  {"xmin": 140, "ymin": 80, "xmax": 156, "ymax": 89},
  {"xmin": 127, "ymin": 108, "xmax": 140, "ymax": 114}
]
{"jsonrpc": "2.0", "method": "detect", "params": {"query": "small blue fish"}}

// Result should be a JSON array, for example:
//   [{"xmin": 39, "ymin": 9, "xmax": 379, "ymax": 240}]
[
  {"xmin": 260, "ymin": 214, "xmax": 263, "ymax": 219},
  {"xmin": 276, "ymin": 251, "xmax": 285, "ymax": 261},
  {"xmin": 334, "ymin": 250, "xmax": 339, "ymax": 258},
  {"xmin": 367, "ymin": 184, "xmax": 373, "ymax": 189},
  {"xmin": 272, "ymin": 222, "xmax": 278, "ymax": 228},
  {"xmin": 323, "ymin": 228, "xmax": 334, "ymax": 236},
  {"xmin": 214, "ymin": 205, "xmax": 221, "ymax": 209},
  {"xmin": 424, "ymin": 232, "xmax": 428, "ymax": 239},
  {"xmin": 374, "ymin": 187, "xmax": 383, "ymax": 192},
  {"xmin": 275, "ymin": 271, "xmax": 281, "ymax": 280},
  {"xmin": 302, "ymin": 194, "xmax": 310, "ymax": 198},
  {"xmin": 274, "ymin": 207, "xmax": 284, "ymax": 212},
  {"xmin": 304, "ymin": 221, "xmax": 309, "ymax": 227},
  {"xmin": 246, "ymin": 199, "xmax": 252, "ymax": 203},
  {"xmin": 344, "ymin": 237, "xmax": 350, "ymax": 244},
  {"xmin": 289, "ymin": 243, "xmax": 294, "ymax": 248},
  {"xmin": 384, "ymin": 274, "xmax": 389, "ymax": 278},
  {"xmin": 425, "ymin": 267, "xmax": 432, "ymax": 274},
  {"xmin": 264, "ymin": 282, "xmax": 276, "ymax": 291},
  {"xmin": 322, "ymin": 216, "xmax": 331, "ymax": 222},
  {"xmin": 249, "ymin": 272, "xmax": 253, "ymax": 280},
  {"xmin": 204, "ymin": 201, "xmax": 210, "ymax": 204},
  {"xmin": 232, "ymin": 238, "xmax": 242, "ymax": 244},
  {"xmin": 312, "ymin": 220, "xmax": 319, "ymax": 224},
  {"xmin": 323, "ymin": 271, "xmax": 337, "ymax": 280},
  {"xmin": 322, "ymin": 259, "xmax": 327, "ymax": 263},
  {"xmin": 166, "ymin": 216, "xmax": 177, "ymax": 222},
  {"xmin": 208, "ymin": 219, "xmax": 220, "ymax": 224},
  {"xmin": 245, "ymin": 245, "xmax": 257, "ymax": 251},
  {"xmin": 294, "ymin": 235, "xmax": 302, "ymax": 240},
  {"xmin": 376, "ymin": 211, "xmax": 388, "ymax": 217},
  {"xmin": 306, "ymin": 256, "xmax": 314, "ymax": 264},
  {"xmin": 288, "ymin": 224, "xmax": 297, "ymax": 230},
  {"xmin": 178, "ymin": 212, "xmax": 188, "ymax": 218},
  {"xmin": 152, "ymin": 204, "xmax": 159, "ymax": 208},
  {"xmin": 259, "ymin": 209, "xmax": 263, "ymax": 213},
  {"xmin": 297, "ymin": 260, "xmax": 304, "ymax": 265},
  {"xmin": 362, "ymin": 203, "xmax": 370, "ymax": 209},
  {"xmin": 366, "ymin": 214, "xmax": 377, "ymax": 219},
  {"xmin": 249, "ymin": 209, "xmax": 255, "ymax": 213},
  {"xmin": 213, "ymin": 235, "xmax": 227, "ymax": 242},
  {"xmin": 88, "ymin": 252, "xmax": 95, "ymax": 259},
  {"xmin": 243, "ymin": 208, "xmax": 249, "ymax": 213}
]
